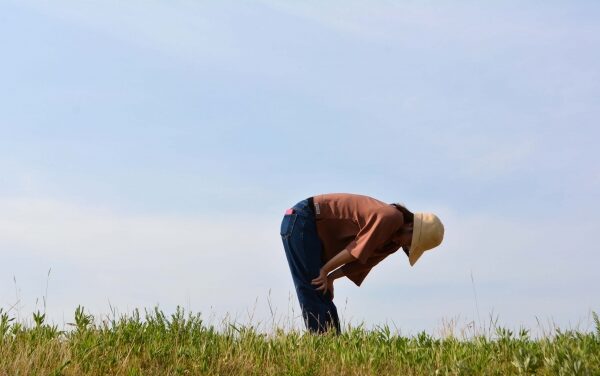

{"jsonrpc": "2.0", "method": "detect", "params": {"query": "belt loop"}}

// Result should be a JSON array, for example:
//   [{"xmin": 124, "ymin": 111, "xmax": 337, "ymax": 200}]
[{"xmin": 307, "ymin": 196, "xmax": 316, "ymax": 216}]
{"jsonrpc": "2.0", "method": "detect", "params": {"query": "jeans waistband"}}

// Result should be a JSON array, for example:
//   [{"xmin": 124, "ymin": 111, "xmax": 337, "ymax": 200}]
[{"xmin": 291, "ymin": 197, "xmax": 315, "ymax": 217}]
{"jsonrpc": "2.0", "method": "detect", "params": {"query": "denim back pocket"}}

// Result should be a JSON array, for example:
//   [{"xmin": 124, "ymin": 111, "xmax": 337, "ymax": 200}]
[{"xmin": 280, "ymin": 213, "xmax": 297, "ymax": 239}]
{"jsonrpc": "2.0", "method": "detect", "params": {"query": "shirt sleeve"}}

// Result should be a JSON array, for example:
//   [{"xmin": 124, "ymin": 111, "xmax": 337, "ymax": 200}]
[
  {"xmin": 341, "ymin": 251, "xmax": 391, "ymax": 286},
  {"xmin": 345, "ymin": 207, "xmax": 403, "ymax": 264}
]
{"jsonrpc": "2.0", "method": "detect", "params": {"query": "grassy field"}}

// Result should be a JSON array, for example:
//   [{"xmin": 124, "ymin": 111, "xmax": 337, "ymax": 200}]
[{"xmin": 1, "ymin": 307, "xmax": 599, "ymax": 375}]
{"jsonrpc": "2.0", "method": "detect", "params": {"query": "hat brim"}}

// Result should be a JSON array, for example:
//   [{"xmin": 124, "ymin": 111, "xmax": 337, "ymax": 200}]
[
  {"xmin": 409, "ymin": 246, "xmax": 425, "ymax": 266},
  {"xmin": 408, "ymin": 213, "xmax": 423, "ymax": 266}
]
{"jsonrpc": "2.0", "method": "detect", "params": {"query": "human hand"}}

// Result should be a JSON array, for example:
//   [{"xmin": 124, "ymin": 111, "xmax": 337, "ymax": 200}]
[{"xmin": 311, "ymin": 268, "xmax": 328, "ymax": 294}]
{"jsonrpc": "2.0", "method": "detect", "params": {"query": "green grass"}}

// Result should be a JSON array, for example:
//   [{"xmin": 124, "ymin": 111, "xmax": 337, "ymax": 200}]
[{"xmin": 1, "ymin": 307, "xmax": 599, "ymax": 375}]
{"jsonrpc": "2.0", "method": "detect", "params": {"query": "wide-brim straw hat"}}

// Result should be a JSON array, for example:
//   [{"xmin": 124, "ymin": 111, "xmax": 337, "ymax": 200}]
[{"xmin": 408, "ymin": 212, "xmax": 444, "ymax": 266}]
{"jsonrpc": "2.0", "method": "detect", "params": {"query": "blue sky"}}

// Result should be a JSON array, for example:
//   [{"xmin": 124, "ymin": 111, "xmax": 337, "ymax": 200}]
[{"xmin": 1, "ymin": 0, "xmax": 599, "ymax": 334}]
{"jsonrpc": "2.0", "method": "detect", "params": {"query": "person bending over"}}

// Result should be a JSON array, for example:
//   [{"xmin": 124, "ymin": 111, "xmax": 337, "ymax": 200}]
[{"xmin": 279, "ymin": 193, "xmax": 444, "ymax": 333}]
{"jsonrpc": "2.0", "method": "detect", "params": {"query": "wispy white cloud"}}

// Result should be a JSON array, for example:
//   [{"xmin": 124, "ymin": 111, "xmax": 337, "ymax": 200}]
[
  {"xmin": 11, "ymin": 0, "xmax": 241, "ymax": 62},
  {"xmin": 452, "ymin": 138, "xmax": 537, "ymax": 180},
  {"xmin": 257, "ymin": 1, "xmax": 598, "ymax": 45}
]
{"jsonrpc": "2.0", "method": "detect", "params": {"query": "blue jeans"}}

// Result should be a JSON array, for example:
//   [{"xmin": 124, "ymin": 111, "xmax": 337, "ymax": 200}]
[{"xmin": 280, "ymin": 198, "xmax": 340, "ymax": 333}]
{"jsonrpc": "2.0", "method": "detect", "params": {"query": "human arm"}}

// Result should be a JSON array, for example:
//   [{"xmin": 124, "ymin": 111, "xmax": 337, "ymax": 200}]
[
  {"xmin": 310, "ymin": 267, "xmax": 345, "ymax": 299},
  {"xmin": 311, "ymin": 249, "xmax": 356, "ymax": 294},
  {"xmin": 325, "ymin": 268, "xmax": 345, "ymax": 299}
]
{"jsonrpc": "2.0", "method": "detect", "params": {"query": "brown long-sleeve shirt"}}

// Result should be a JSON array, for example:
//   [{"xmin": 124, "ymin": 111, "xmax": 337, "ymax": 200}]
[{"xmin": 312, "ymin": 193, "xmax": 405, "ymax": 286}]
